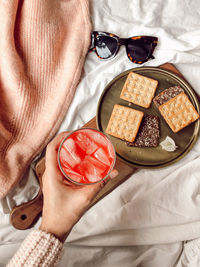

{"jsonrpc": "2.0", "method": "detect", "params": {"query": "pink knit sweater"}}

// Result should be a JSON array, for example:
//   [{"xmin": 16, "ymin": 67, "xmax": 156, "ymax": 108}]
[
  {"xmin": 7, "ymin": 230, "xmax": 63, "ymax": 266},
  {"xmin": 0, "ymin": 0, "xmax": 91, "ymax": 199}
]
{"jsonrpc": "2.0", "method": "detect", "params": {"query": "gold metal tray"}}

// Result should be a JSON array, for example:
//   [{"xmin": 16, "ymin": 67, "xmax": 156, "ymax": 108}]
[{"xmin": 96, "ymin": 66, "xmax": 200, "ymax": 168}]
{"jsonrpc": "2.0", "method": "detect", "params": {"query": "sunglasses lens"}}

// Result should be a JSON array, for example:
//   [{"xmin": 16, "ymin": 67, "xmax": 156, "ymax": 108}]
[
  {"xmin": 95, "ymin": 35, "xmax": 118, "ymax": 59},
  {"xmin": 127, "ymin": 39, "xmax": 152, "ymax": 62}
]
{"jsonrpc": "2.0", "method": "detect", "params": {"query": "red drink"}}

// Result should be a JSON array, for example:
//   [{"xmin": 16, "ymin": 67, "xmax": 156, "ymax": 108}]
[{"xmin": 58, "ymin": 128, "xmax": 116, "ymax": 185}]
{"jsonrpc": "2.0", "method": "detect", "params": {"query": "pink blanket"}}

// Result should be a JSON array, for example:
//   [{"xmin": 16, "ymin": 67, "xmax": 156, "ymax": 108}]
[{"xmin": 0, "ymin": 0, "xmax": 91, "ymax": 199}]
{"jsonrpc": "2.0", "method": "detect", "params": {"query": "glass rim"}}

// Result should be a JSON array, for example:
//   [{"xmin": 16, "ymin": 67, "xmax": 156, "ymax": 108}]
[{"xmin": 57, "ymin": 128, "xmax": 116, "ymax": 186}]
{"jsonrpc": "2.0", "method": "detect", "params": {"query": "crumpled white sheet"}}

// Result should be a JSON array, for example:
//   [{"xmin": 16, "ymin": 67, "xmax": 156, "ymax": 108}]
[{"xmin": 1, "ymin": 0, "xmax": 200, "ymax": 266}]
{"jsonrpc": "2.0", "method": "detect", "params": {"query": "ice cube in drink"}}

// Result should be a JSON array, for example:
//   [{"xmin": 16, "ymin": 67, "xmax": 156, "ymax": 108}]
[
  {"xmin": 60, "ymin": 139, "xmax": 81, "ymax": 168},
  {"xmin": 58, "ymin": 128, "xmax": 116, "ymax": 185}
]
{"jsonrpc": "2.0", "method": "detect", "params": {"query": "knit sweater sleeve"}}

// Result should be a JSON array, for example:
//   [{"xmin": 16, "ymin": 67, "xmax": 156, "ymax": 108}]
[{"xmin": 7, "ymin": 230, "xmax": 63, "ymax": 267}]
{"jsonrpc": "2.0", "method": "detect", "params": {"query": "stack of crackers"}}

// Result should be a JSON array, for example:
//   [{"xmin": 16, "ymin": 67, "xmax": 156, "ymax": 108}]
[
  {"xmin": 153, "ymin": 86, "xmax": 199, "ymax": 133},
  {"xmin": 106, "ymin": 72, "xmax": 199, "ymax": 148}
]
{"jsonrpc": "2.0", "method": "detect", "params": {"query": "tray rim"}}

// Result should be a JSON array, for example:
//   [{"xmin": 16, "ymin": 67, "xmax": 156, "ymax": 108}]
[{"xmin": 96, "ymin": 66, "xmax": 200, "ymax": 169}]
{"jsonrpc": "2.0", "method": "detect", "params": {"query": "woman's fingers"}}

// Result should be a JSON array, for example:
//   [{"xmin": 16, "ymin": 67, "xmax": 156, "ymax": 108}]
[
  {"xmin": 44, "ymin": 132, "xmax": 70, "ymax": 183},
  {"xmin": 46, "ymin": 132, "xmax": 69, "ymax": 156},
  {"xmin": 109, "ymin": 169, "xmax": 118, "ymax": 179}
]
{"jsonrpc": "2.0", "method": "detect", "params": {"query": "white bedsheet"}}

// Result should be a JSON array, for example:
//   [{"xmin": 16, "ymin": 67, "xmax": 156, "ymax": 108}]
[{"xmin": 1, "ymin": 0, "xmax": 200, "ymax": 266}]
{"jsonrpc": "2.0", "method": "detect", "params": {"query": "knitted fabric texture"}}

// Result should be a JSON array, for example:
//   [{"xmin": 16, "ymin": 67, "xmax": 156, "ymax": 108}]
[
  {"xmin": 0, "ymin": 0, "xmax": 91, "ymax": 198},
  {"xmin": 7, "ymin": 229, "xmax": 63, "ymax": 266}
]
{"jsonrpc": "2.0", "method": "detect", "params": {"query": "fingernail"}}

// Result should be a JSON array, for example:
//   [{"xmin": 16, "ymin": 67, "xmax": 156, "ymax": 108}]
[{"xmin": 109, "ymin": 169, "xmax": 119, "ymax": 179}]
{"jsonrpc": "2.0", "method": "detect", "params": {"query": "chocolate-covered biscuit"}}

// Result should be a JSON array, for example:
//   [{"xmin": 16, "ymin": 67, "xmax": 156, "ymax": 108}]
[
  {"xmin": 153, "ymin": 86, "xmax": 184, "ymax": 107},
  {"xmin": 127, "ymin": 115, "xmax": 160, "ymax": 147}
]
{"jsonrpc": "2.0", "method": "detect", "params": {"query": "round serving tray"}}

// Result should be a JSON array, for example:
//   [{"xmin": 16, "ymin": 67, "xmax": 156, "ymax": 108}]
[{"xmin": 96, "ymin": 66, "xmax": 200, "ymax": 168}]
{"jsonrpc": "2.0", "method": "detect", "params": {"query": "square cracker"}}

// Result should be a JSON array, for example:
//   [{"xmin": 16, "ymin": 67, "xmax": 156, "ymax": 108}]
[
  {"xmin": 106, "ymin": 104, "xmax": 144, "ymax": 142},
  {"xmin": 159, "ymin": 92, "xmax": 199, "ymax": 133},
  {"xmin": 120, "ymin": 72, "xmax": 158, "ymax": 108}
]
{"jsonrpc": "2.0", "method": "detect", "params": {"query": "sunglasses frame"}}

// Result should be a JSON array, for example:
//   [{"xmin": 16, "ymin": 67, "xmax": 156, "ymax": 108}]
[{"xmin": 89, "ymin": 31, "xmax": 158, "ymax": 64}]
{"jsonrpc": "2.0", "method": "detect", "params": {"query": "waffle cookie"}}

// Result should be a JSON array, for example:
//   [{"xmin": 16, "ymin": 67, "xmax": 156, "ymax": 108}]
[
  {"xmin": 120, "ymin": 72, "xmax": 158, "ymax": 108},
  {"xmin": 127, "ymin": 115, "xmax": 160, "ymax": 147},
  {"xmin": 106, "ymin": 104, "xmax": 144, "ymax": 142},
  {"xmin": 159, "ymin": 92, "xmax": 199, "ymax": 133},
  {"xmin": 153, "ymin": 86, "xmax": 184, "ymax": 107}
]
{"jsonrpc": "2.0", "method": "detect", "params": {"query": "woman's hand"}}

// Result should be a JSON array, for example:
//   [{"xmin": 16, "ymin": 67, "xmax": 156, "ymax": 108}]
[{"xmin": 39, "ymin": 132, "xmax": 105, "ymax": 242}]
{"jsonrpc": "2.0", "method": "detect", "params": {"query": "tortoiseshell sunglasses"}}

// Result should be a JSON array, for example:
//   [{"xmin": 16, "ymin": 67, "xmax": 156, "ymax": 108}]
[{"xmin": 89, "ymin": 31, "xmax": 158, "ymax": 64}]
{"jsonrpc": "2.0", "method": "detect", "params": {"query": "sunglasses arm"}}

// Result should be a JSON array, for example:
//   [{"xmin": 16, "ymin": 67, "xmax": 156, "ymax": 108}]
[{"xmin": 88, "ymin": 32, "xmax": 95, "ymax": 52}]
